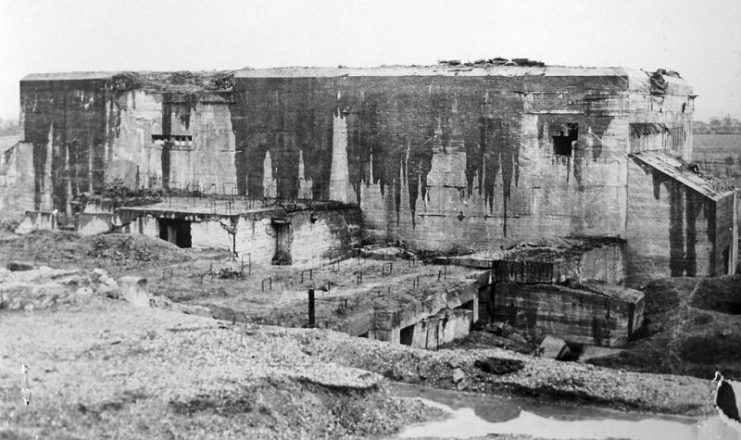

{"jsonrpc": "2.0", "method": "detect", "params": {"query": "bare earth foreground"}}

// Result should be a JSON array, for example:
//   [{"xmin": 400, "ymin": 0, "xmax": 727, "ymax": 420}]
[
  {"xmin": 1, "ymin": 293, "xmax": 716, "ymax": 439},
  {"xmin": 0, "ymin": 230, "xmax": 721, "ymax": 440}
]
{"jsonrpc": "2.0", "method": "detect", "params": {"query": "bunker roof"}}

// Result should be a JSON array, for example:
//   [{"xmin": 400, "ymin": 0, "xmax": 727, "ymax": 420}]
[{"xmin": 21, "ymin": 65, "xmax": 692, "ymax": 95}]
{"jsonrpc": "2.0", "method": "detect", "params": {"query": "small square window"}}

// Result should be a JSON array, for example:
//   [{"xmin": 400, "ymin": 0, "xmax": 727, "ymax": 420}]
[{"xmin": 552, "ymin": 123, "xmax": 578, "ymax": 156}]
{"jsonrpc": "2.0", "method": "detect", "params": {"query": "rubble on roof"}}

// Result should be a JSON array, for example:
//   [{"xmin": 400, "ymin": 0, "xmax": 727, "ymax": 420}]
[
  {"xmin": 438, "ymin": 57, "xmax": 546, "ymax": 67},
  {"xmin": 111, "ymin": 71, "xmax": 235, "ymax": 93}
]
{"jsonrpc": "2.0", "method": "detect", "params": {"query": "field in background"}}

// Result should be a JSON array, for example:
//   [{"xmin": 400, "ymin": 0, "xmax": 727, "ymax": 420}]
[{"xmin": 693, "ymin": 134, "xmax": 741, "ymax": 186}]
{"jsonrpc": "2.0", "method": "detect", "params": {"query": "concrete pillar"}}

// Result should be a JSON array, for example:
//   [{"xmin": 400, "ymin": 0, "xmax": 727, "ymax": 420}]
[{"xmin": 329, "ymin": 112, "xmax": 352, "ymax": 203}]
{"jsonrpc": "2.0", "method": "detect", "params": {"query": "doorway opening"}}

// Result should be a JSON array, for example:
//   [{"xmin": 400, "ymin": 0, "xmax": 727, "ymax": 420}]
[
  {"xmin": 158, "ymin": 218, "xmax": 192, "ymax": 248},
  {"xmin": 400, "ymin": 324, "xmax": 415, "ymax": 346},
  {"xmin": 272, "ymin": 220, "xmax": 292, "ymax": 265}
]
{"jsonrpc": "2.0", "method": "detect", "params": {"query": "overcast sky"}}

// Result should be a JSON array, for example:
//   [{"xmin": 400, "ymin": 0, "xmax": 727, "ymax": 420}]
[{"xmin": 1, "ymin": 0, "xmax": 739, "ymax": 121}]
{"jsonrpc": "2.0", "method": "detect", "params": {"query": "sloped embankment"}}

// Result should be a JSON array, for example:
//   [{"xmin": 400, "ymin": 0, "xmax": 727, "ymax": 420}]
[
  {"xmin": 0, "ymin": 298, "xmax": 440, "ymax": 439},
  {"xmin": 588, "ymin": 275, "xmax": 741, "ymax": 380}
]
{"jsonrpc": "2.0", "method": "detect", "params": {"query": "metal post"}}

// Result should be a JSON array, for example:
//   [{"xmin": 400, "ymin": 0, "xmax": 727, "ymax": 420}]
[{"xmin": 308, "ymin": 289, "xmax": 315, "ymax": 328}]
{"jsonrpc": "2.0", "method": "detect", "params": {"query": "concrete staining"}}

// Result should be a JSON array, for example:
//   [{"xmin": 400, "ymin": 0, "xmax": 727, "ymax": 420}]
[{"xmin": 8, "ymin": 63, "xmax": 740, "ymax": 348}]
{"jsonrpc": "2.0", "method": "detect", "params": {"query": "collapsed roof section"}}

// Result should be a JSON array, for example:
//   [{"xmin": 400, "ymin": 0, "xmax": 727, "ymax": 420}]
[{"xmin": 630, "ymin": 151, "xmax": 737, "ymax": 200}]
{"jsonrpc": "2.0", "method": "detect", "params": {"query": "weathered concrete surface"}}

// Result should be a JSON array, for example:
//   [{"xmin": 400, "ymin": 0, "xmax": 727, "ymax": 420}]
[
  {"xmin": 626, "ymin": 152, "xmax": 737, "ymax": 286},
  {"xmin": 14, "ymin": 210, "xmax": 58, "ymax": 234},
  {"xmin": 373, "ymin": 283, "xmax": 478, "ymax": 345},
  {"xmin": 75, "ymin": 212, "xmax": 113, "ymax": 235},
  {"xmin": 488, "ymin": 281, "xmax": 644, "ymax": 347},
  {"xmin": 0, "ymin": 141, "xmax": 34, "ymax": 220},
  {"xmin": 448, "ymin": 237, "xmax": 626, "ymax": 285},
  {"xmin": 18, "ymin": 65, "xmax": 737, "ymax": 283},
  {"xmin": 116, "ymin": 199, "xmax": 362, "ymax": 266},
  {"xmin": 406, "ymin": 308, "xmax": 474, "ymax": 349}
]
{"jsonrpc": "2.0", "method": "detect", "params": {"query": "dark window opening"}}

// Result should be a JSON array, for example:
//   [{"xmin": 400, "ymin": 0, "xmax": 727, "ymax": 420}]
[
  {"xmin": 723, "ymin": 245, "xmax": 730, "ymax": 275},
  {"xmin": 399, "ymin": 324, "xmax": 415, "ymax": 346},
  {"xmin": 158, "ymin": 218, "xmax": 192, "ymax": 248},
  {"xmin": 552, "ymin": 123, "xmax": 578, "ymax": 156},
  {"xmin": 152, "ymin": 134, "xmax": 193, "ymax": 150},
  {"xmin": 357, "ymin": 331, "xmax": 369, "ymax": 338},
  {"xmin": 152, "ymin": 134, "xmax": 192, "ymax": 143}
]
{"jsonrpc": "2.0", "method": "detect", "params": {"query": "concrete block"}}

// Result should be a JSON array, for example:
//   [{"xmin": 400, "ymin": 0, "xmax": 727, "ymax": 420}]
[
  {"xmin": 119, "ymin": 276, "xmax": 150, "ymax": 307},
  {"xmin": 540, "ymin": 335, "xmax": 567, "ymax": 359}
]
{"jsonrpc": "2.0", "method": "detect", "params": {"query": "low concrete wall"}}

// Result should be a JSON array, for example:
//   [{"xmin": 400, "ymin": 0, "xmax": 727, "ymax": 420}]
[
  {"xmin": 373, "ymin": 282, "xmax": 478, "ymax": 346},
  {"xmin": 408, "ymin": 309, "xmax": 473, "ymax": 349},
  {"xmin": 15, "ymin": 210, "xmax": 58, "ymax": 234},
  {"xmin": 490, "ymin": 282, "xmax": 644, "ymax": 347},
  {"xmin": 118, "ymin": 205, "xmax": 362, "ymax": 267},
  {"xmin": 76, "ymin": 213, "xmax": 113, "ymax": 235}
]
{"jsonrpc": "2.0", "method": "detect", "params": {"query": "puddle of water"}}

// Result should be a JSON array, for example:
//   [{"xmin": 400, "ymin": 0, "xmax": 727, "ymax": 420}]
[{"xmin": 393, "ymin": 383, "xmax": 741, "ymax": 440}]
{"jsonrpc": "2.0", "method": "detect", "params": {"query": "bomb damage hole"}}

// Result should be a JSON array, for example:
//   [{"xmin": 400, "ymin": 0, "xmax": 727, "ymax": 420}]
[
  {"xmin": 552, "ymin": 123, "xmax": 578, "ymax": 156},
  {"xmin": 158, "ymin": 218, "xmax": 192, "ymax": 248}
]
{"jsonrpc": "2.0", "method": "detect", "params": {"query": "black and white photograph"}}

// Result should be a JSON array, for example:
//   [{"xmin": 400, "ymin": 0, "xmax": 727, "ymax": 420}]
[{"xmin": 1, "ymin": 1, "xmax": 740, "ymax": 438}]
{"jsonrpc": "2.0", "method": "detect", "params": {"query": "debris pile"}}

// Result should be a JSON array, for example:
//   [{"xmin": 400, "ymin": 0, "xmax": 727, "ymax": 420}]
[
  {"xmin": 438, "ymin": 57, "xmax": 546, "ymax": 67},
  {"xmin": 0, "ymin": 265, "xmax": 117, "ymax": 311},
  {"xmin": 112, "ymin": 70, "xmax": 235, "ymax": 93},
  {"xmin": 87, "ymin": 234, "xmax": 189, "ymax": 265}
]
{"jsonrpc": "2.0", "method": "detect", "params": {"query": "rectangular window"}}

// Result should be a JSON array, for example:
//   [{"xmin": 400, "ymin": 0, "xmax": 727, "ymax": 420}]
[
  {"xmin": 152, "ymin": 134, "xmax": 193, "ymax": 149},
  {"xmin": 552, "ymin": 123, "xmax": 578, "ymax": 156}
]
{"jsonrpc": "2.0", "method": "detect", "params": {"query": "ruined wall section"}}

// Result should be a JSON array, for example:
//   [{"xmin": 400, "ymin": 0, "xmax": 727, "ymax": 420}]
[
  {"xmin": 628, "ymin": 90, "xmax": 694, "ymax": 160},
  {"xmin": 109, "ymin": 90, "xmax": 237, "ymax": 193},
  {"xmin": 492, "ymin": 282, "xmax": 642, "ymax": 347},
  {"xmin": 626, "ymin": 159, "xmax": 714, "ymax": 286},
  {"xmin": 0, "ymin": 142, "xmax": 35, "ymax": 217},
  {"xmin": 290, "ymin": 209, "xmax": 362, "ymax": 266},
  {"xmin": 106, "ymin": 91, "xmax": 163, "ymax": 189},
  {"xmin": 20, "ymin": 78, "xmax": 118, "ymax": 215}
]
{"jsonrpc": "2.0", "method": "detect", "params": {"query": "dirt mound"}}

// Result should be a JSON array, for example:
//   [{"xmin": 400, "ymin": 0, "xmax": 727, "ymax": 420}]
[
  {"xmin": 87, "ymin": 234, "xmax": 189, "ymax": 265},
  {"xmin": 691, "ymin": 276, "xmax": 741, "ymax": 314},
  {"xmin": 167, "ymin": 377, "xmax": 434, "ymax": 438},
  {"xmin": 0, "ymin": 231, "xmax": 190, "ymax": 276},
  {"xmin": 0, "ymin": 267, "xmax": 118, "ymax": 312}
]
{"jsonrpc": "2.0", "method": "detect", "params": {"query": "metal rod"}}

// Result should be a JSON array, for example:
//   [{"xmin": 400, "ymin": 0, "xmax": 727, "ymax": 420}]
[{"xmin": 308, "ymin": 289, "xmax": 315, "ymax": 328}]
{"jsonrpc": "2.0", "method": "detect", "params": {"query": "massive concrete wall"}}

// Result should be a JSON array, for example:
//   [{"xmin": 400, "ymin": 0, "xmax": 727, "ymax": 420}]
[
  {"xmin": 21, "ymin": 78, "xmax": 117, "ymax": 213},
  {"xmin": 18, "ymin": 70, "xmax": 701, "ymax": 272},
  {"xmin": 228, "ymin": 74, "xmax": 632, "ymax": 251},
  {"xmin": 626, "ymin": 159, "xmax": 715, "ymax": 285}
]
